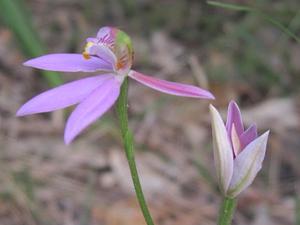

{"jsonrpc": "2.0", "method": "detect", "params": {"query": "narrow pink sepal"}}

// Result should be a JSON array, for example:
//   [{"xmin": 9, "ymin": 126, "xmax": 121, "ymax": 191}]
[
  {"xmin": 64, "ymin": 76, "xmax": 121, "ymax": 144},
  {"xmin": 226, "ymin": 101, "xmax": 244, "ymax": 136},
  {"xmin": 240, "ymin": 124, "xmax": 258, "ymax": 150},
  {"xmin": 16, "ymin": 74, "xmax": 114, "ymax": 116},
  {"xmin": 128, "ymin": 70, "xmax": 215, "ymax": 99}
]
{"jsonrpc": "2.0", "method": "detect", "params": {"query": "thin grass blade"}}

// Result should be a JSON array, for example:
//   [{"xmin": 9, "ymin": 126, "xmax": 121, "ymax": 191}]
[{"xmin": 0, "ymin": 0, "xmax": 63, "ymax": 86}]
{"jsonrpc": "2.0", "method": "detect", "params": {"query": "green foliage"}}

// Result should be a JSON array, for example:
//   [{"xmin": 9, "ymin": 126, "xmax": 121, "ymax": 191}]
[
  {"xmin": 0, "ymin": 0, "xmax": 62, "ymax": 87},
  {"xmin": 207, "ymin": 1, "xmax": 300, "ymax": 43},
  {"xmin": 12, "ymin": 169, "xmax": 36, "ymax": 202}
]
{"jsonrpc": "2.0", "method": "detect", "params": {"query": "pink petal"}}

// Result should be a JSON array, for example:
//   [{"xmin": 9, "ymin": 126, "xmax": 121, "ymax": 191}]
[
  {"xmin": 16, "ymin": 74, "xmax": 114, "ymax": 116},
  {"xmin": 128, "ymin": 70, "xmax": 215, "ymax": 99},
  {"xmin": 226, "ymin": 100, "xmax": 244, "ymax": 137},
  {"xmin": 228, "ymin": 131, "xmax": 269, "ymax": 197},
  {"xmin": 64, "ymin": 76, "xmax": 121, "ymax": 144},
  {"xmin": 96, "ymin": 26, "xmax": 117, "ymax": 48},
  {"xmin": 86, "ymin": 37, "xmax": 98, "ymax": 43},
  {"xmin": 24, "ymin": 54, "xmax": 114, "ymax": 72},
  {"xmin": 88, "ymin": 45, "xmax": 117, "ymax": 69},
  {"xmin": 240, "ymin": 124, "xmax": 258, "ymax": 150}
]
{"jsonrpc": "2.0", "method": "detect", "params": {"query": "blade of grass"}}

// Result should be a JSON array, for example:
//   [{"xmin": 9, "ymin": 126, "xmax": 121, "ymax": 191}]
[
  {"xmin": 207, "ymin": 1, "xmax": 300, "ymax": 43},
  {"xmin": 261, "ymin": 14, "xmax": 300, "ymax": 43},
  {"xmin": 0, "ymin": 0, "xmax": 63, "ymax": 86},
  {"xmin": 207, "ymin": 1, "xmax": 253, "ymax": 11}
]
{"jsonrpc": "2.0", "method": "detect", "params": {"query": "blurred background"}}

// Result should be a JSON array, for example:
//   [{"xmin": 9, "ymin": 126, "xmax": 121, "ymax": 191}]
[{"xmin": 0, "ymin": 0, "xmax": 299, "ymax": 224}]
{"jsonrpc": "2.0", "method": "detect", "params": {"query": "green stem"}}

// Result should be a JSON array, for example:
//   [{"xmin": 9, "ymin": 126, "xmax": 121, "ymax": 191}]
[
  {"xmin": 116, "ymin": 77, "xmax": 155, "ymax": 225},
  {"xmin": 217, "ymin": 197, "xmax": 237, "ymax": 225}
]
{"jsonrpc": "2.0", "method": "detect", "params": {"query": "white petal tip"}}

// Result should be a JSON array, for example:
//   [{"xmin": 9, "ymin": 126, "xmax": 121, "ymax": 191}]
[
  {"xmin": 260, "ymin": 130, "xmax": 270, "ymax": 145},
  {"xmin": 193, "ymin": 90, "xmax": 215, "ymax": 100},
  {"xmin": 16, "ymin": 104, "xmax": 39, "ymax": 117},
  {"xmin": 23, "ymin": 59, "xmax": 35, "ymax": 68},
  {"xmin": 64, "ymin": 134, "xmax": 74, "ymax": 145},
  {"xmin": 23, "ymin": 61, "xmax": 30, "ymax": 67},
  {"xmin": 16, "ymin": 110, "xmax": 23, "ymax": 117},
  {"xmin": 204, "ymin": 92, "xmax": 215, "ymax": 100},
  {"xmin": 257, "ymin": 130, "xmax": 270, "ymax": 144},
  {"xmin": 16, "ymin": 108, "xmax": 28, "ymax": 117},
  {"xmin": 229, "ymin": 100, "xmax": 238, "ymax": 106},
  {"xmin": 264, "ymin": 130, "xmax": 270, "ymax": 137},
  {"xmin": 209, "ymin": 104, "xmax": 218, "ymax": 114}
]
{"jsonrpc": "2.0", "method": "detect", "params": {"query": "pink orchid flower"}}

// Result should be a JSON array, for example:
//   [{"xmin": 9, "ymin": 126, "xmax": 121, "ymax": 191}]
[
  {"xmin": 209, "ymin": 101, "xmax": 269, "ymax": 197},
  {"xmin": 17, "ymin": 26, "xmax": 214, "ymax": 144}
]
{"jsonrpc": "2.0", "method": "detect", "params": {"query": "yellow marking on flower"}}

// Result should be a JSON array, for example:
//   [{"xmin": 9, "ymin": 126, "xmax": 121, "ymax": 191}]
[
  {"xmin": 82, "ymin": 42, "xmax": 94, "ymax": 60},
  {"xmin": 116, "ymin": 60, "xmax": 124, "ymax": 70},
  {"xmin": 82, "ymin": 52, "xmax": 91, "ymax": 60}
]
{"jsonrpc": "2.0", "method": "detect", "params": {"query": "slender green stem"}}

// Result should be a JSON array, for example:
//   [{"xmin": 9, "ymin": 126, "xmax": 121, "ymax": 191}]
[
  {"xmin": 217, "ymin": 197, "xmax": 237, "ymax": 225},
  {"xmin": 116, "ymin": 77, "xmax": 155, "ymax": 225}
]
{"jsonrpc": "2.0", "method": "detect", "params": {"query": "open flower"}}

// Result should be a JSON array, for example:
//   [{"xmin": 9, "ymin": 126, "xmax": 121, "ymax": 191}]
[
  {"xmin": 17, "ymin": 26, "xmax": 214, "ymax": 144},
  {"xmin": 209, "ymin": 101, "xmax": 269, "ymax": 197}
]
